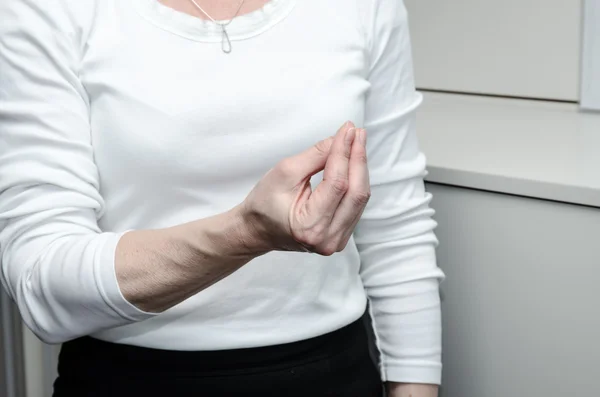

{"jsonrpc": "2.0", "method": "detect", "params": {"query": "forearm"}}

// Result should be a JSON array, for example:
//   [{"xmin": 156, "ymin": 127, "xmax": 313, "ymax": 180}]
[
  {"xmin": 386, "ymin": 383, "xmax": 438, "ymax": 397},
  {"xmin": 116, "ymin": 204, "xmax": 269, "ymax": 313}
]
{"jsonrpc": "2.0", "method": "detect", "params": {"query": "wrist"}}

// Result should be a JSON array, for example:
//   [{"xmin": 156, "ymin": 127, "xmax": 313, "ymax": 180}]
[
  {"xmin": 171, "ymin": 206, "xmax": 269, "ymax": 271},
  {"xmin": 386, "ymin": 382, "xmax": 439, "ymax": 397},
  {"xmin": 230, "ymin": 203, "xmax": 272, "ymax": 257},
  {"xmin": 189, "ymin": 204, "xmax": 272, "ymax": 260}
]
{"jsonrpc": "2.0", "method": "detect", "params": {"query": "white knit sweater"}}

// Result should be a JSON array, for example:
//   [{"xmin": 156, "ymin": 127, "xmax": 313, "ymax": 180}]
[{"xmin": 0, "ymin": 0, "xmax": 445, "ymax": 384}]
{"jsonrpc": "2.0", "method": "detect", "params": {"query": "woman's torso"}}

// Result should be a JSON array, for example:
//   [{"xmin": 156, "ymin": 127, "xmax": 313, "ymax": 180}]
[{"xmin": 79, "ymin": 0, "xmax": 372, "ymax": 349}]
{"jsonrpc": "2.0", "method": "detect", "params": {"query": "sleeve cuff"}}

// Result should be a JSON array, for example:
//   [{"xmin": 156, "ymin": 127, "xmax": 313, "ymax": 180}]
[
  {"xmin": 380, "ymin": 360, "xmax": 442, "ymax": 385},
  {"xmin": 95, "ymin": 230, "xmax": 158, "ymax": 322}
]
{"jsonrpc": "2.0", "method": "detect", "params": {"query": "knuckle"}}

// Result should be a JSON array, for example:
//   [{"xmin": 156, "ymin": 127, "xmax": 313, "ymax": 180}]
[
  {"xmin": 352, "ymin": 190, "xmax": 372, "ymax": 206},
  {"xmin": 320, "ymin": 240, "xmax": 342, "ymax": 256},
  {"xmin": 314, "ymin": 138, "xmax": 331, "ymax": 156},
  {"xmin": 298, "ymin": 227, "xmax": 326, "ymax": 247},
  {"xmin": 330, "ymin": 178, "xmax": 349, "ymax": 195},
  {"xmin": 318, "ymin": 244, "xmax": 337, "ymax": 257},
  {"xmin": 357, "ymin": 153, "xmax": 368, "ymax": 164},
  {"xmin": 276, "ymin": 158, "xmax": 295, "ymax": 177},
  {"xmin": 339, "ymin": 147, "xmax": 352, "ymax": 160}
]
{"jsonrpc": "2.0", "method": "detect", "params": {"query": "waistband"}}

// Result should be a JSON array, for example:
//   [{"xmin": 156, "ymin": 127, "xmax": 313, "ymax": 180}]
[{"xmin": 58, "ymin": 313, "xmax": 368, "ymax": 377}]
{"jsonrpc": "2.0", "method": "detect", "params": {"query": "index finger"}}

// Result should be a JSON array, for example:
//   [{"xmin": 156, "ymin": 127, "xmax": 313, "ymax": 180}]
[{"xmin": 309, "ymin": 122, "xmax": 356, "ymax": 218}]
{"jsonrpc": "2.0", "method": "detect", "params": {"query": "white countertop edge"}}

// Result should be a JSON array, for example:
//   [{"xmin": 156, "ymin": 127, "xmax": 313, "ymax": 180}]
[
  {"xmin": 425, "ymin": 165, "xmax": 600, "ymax": 208},
  {"xmin": 416, "ymin": 92, "xmax": 600, "ymax": 209}
]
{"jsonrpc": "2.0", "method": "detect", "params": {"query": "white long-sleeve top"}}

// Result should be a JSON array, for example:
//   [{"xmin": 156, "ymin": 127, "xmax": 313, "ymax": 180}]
[{"xmin": 0, "ymin": 0, "xmax": 445, "ymax": 384}]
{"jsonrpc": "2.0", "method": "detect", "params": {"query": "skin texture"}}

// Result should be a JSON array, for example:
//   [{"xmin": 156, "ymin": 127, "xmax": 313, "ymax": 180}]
[
  {"xmin": 118, "ymin": 2, "xmax": 440, "ymax": 396},
  {"xmin": 116, "ymin": 121, "xmax": 370, "ymax": 312},
  {"xmin": 386, "ymin": 383, "xmax": 439, "ymax": 397},
  {"xmin": 158, "ymin": 0, "xmax": 272, "ymax": 20}
]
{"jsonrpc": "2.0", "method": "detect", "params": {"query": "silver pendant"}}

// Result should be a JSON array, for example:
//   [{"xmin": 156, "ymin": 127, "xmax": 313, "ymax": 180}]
[{"xmin": 221, "ymin": 26, "xmax": 232, "ymax": 54}]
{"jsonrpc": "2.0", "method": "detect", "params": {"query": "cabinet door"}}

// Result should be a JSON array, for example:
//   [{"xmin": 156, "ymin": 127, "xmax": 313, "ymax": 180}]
[
  {"xmin": 427, "ymin": 183, "xmax": 600, "ymax": 397},
  {"xmin": 404, "ymin": 0, "xmax": 582, "ymax": 101}
]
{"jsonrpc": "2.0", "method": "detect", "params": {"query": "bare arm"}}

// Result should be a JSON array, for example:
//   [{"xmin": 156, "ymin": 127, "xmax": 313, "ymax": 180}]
[
  {"xmin": 115, "ymin": 205, "xmax": 262, "ymax": 313},
  {"xmin": 387, "ymin": 383, "xmax": 438, "ymax": 397},
  {"xmin": 114, "ymin": 121, "xmax": 369, "ymax": 314},
  {"xmin": 1, "ymin": 0, "xmax": 371, "ymax": 343}
]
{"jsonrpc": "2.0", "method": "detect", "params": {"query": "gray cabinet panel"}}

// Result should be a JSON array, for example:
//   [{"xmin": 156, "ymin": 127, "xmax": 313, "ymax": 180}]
[{"xmin": 427, "ymin": 183, "xmax": 600, "ymax": 397}]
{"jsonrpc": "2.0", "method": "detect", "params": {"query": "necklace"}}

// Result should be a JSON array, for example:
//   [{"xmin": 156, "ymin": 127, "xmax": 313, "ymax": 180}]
[{"xmin": 187, "ymin": 0, "xmax": 247, "ymax": 53}]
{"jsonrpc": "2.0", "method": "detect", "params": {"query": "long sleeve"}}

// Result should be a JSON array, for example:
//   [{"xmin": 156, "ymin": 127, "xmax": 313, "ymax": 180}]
[
  {"xmin": 354, "ymin": 0, "xmax": 446, "ymax": 384},
  {"xmin": 0, "ymin": 0, "xmax": 155, "ymax": 344}
]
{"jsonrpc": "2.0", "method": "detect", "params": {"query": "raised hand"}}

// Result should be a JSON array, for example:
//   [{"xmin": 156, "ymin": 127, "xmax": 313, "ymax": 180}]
[{"xmin": 241, "ymin": 121, "xmax": 370, "ymax": 256}]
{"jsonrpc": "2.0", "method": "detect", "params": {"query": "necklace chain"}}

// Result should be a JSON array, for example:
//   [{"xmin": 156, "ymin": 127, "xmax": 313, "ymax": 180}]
[{"xmin": 187, "ymin": 0, "xmax": 247, "ymax": 53}]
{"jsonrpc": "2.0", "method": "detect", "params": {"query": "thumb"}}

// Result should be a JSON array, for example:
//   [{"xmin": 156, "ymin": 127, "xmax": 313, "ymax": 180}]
[{"xmin": 283, "ymin": 136, "xmax": 334, "ymax": 181}]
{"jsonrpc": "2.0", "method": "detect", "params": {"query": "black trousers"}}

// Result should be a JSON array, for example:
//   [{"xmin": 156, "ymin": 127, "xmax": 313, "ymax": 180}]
[{"xmin": 53, "ymin": 314, "xmax": 383, "ymax": 397}]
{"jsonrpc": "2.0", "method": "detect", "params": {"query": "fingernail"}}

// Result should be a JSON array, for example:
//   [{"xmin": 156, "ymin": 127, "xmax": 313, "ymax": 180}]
[
  {"xmin": 358, "ymin": 129, "xmax": 367, "ymax": 146},
  {"xmin": 345, "ymin": 128, "xmax": 356, "ymax": 144}
]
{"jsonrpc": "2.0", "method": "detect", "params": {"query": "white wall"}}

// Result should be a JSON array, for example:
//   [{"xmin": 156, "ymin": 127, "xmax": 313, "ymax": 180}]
[
  {"xmin": 404, "ymin": 0, "xmax": 582, "ymax": 101},
  {"xmin": 581, "ymin": 0, "xmax": 600, "ymax": 110}
]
